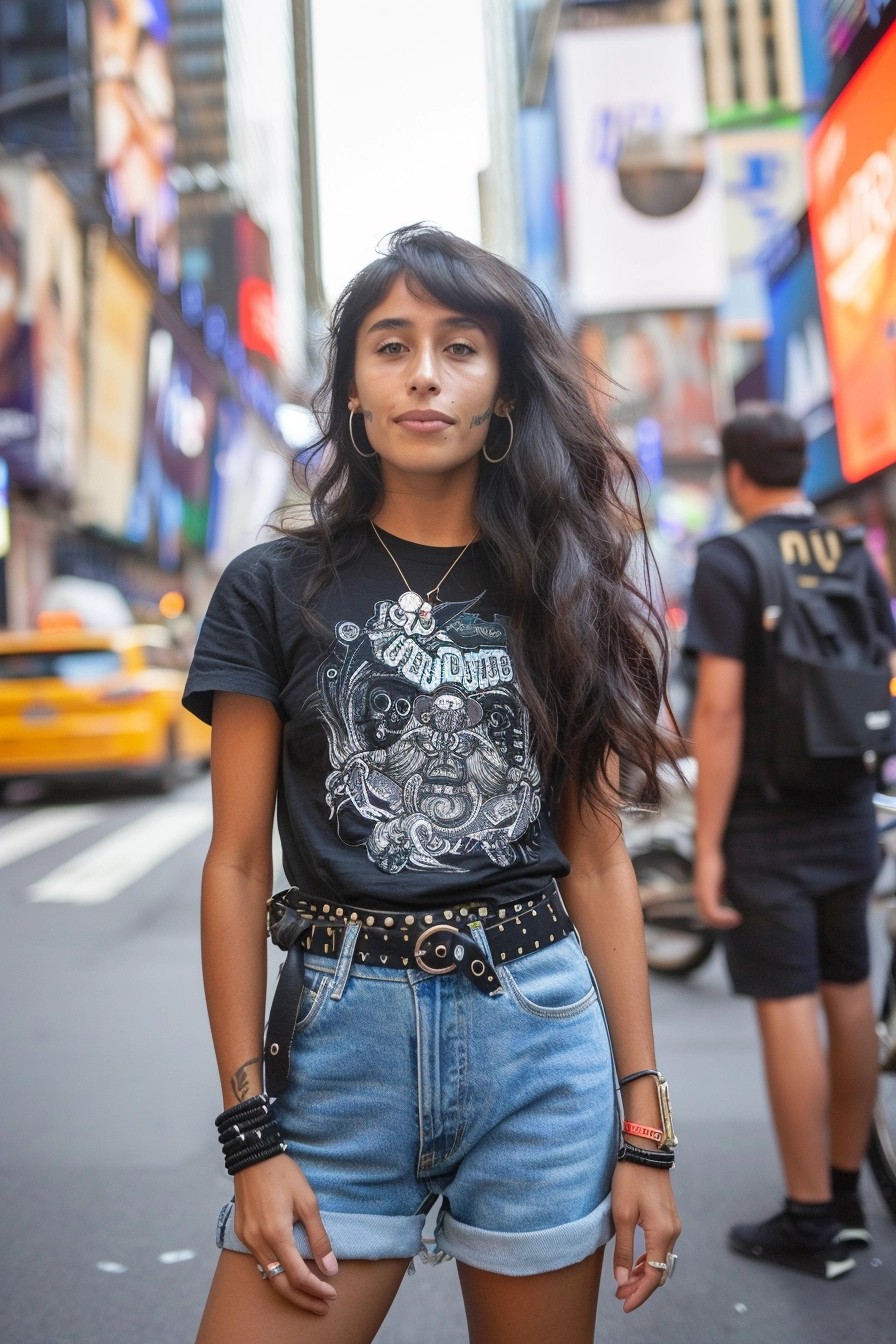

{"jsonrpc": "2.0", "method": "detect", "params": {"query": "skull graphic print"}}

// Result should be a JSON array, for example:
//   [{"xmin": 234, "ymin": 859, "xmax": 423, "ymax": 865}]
[{"xmin": 317, "ymin": 594, "xmax": 542, "ymax": 873}]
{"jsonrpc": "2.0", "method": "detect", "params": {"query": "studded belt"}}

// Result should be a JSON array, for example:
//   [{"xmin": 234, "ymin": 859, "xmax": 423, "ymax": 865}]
[{"xmin": 263, "ymin": 884, "xmax": 573, "ymax": 1097}]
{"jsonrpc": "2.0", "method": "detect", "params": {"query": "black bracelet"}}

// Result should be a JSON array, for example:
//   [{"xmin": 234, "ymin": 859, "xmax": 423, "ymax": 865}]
[
  {"xmin": 228, "ymin": 1141, "xmax": 288, "ymax": 1175},
  {"xmin": 224, "ymin": 1132, "xmax": 287, "ymax": 1175},
  {"xmin": 215, "ymin": 1094, "xmax": 274, "ymax": 1128},
  {"xmin": 221, "ymin": 1122, "xmax": 281, "ymax": 1159},
  {"xmin": 617, "ymin": 1069, "xmax": 661, "ymax": 1088},
  {"xmin": 215, "ymin": 1093, "xmax": 285, "ymax": 1176},
  {"xmin": 617, "ymin": 1139, "xmax": 675, "ymax": 1170}
]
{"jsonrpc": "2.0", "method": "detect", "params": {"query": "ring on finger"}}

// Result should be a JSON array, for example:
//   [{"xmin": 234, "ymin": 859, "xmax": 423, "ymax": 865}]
[
  {"xmin": 647, "ymin": 1251, "xmax": 677, "ymax": 1287},
  {"xmin": 260, "ymin": 1262, "xmax": 286, "ymax": 1281}
]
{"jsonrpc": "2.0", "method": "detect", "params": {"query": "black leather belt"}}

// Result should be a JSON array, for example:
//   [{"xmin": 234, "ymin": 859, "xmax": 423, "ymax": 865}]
[{"xmin": 263, "ymin": 884, "xmax": 572, "ymax": 1097}]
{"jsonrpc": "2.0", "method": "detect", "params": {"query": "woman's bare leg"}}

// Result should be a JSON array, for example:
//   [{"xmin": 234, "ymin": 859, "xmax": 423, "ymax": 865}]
[
  {"xmin": 195, "ymin": 1252, "xmax": 409, "ymax": 1344},
  {"xmin": 458, "ymin": 1248, "xmax": 604, "ymax": 1344}
]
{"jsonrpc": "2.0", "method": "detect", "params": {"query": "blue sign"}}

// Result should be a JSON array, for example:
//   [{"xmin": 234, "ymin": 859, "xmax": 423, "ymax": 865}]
[
  {"xmin": 765, "ymin": 215, "xmax": 846, "ymax": 499},
  {"xmin": 796, "ymin": 0, "xmax": 832, "ymax": 115}
]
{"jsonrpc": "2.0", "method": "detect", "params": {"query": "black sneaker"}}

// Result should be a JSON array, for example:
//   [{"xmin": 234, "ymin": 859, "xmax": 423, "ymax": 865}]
[
  {"xmin": 728, "ymin": 1206, "xmax": 856, "ymax": 1279},
  {"xmin": 832, "ymin": 1192, "xmax": 872, "ymax": 1248}
]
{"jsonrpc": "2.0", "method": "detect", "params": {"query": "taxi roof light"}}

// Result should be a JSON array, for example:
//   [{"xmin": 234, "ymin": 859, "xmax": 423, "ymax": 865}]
[{"xmin": 37, "ymin": 610, "xmax": 83, "ymax": 631}]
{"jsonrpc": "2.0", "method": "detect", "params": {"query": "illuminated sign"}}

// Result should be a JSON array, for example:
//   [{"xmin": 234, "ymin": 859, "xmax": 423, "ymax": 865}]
[
  {"xmin": 766, "ymin": 214, "xmax": 845, "ymax": 499},
  {"xmin": 808, "ymin": 24, "xmax": 896, "ymax": 482},
  {"xmin": 556, "ymin": 23, "xmax": 727, "ymax": 315},
  {"xmin": 91, "ymin": 0, "xmax": 179, "ymax": 290}
]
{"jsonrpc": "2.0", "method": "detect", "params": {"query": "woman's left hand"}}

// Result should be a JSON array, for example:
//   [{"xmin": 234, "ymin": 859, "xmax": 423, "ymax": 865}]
[{"xmin": 610, "ymin": 1161, "xmax": 681, "ymax": 1312}]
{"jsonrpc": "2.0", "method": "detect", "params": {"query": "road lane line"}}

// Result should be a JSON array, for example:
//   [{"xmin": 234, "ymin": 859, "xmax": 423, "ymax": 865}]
[
  {"xmin": 0, "ymin": 806, "xmax": 106, "ymax": 871},
  {"xmin": 28, "ymin": 802, "xmax": 212, "ymax": 904}
]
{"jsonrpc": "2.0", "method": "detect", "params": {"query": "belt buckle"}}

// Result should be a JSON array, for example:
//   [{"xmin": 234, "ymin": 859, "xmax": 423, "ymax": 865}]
[{"xmin": 414, "ymin": 924, "xmax": 458, "ymax": 975}]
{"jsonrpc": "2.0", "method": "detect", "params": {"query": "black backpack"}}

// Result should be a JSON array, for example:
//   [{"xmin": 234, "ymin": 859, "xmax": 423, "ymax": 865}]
[{"xmin": 731, "ymin": 519, "xmax": 896, "ymax": 795}]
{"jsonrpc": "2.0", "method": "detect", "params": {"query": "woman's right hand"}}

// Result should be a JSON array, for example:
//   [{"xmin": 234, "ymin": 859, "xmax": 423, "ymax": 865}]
[{"xmin": 233, "ymin": 1155, "xmax": 340, "ymax": 1315}]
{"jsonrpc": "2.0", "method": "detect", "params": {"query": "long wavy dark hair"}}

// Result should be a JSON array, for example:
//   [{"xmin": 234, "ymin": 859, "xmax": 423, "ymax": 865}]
[{"xmin": 288, "ymin": 224, "xmax": 677, "ymax": 807}]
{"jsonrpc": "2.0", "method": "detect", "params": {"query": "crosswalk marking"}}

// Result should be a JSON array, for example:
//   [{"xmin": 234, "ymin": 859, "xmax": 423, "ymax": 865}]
[
  {"xmin": 0, "ymin": 806, "xmax": 106, "ymax": 871},
  {"xmin": 28, "ymin": 802, "xmax": 212, "ymax": 905}
]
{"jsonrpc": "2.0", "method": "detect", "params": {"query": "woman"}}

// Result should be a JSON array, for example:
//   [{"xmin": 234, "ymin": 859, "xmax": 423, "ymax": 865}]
[{"xmin": 185, "ymin": 225, "xmax": 681, "ymax": 1344}]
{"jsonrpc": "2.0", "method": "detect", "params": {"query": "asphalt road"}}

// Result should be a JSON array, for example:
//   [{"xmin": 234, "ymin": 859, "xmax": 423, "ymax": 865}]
[{"xmin": 1, "ymin": 774, "xmax": 894, "ymax": 1344}]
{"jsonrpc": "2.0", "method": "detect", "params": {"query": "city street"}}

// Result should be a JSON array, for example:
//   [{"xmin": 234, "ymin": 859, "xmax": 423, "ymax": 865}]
[{"xmin": 1, "ymin": 774, "xmax": 894, "ymax": 1344}]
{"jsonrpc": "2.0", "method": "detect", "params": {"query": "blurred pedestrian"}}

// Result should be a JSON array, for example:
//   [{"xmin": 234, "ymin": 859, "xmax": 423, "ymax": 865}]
[
  {"xmin": 686, "ymin": 405, "xmax": 895, "ymax": 1279},
  {"xmin": 184, "ymin": 225, "xmax": 680, "ymax": 1343}
]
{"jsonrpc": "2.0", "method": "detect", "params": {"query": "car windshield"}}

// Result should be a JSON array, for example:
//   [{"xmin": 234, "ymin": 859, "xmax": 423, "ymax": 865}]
[{"xmin": 0, "ymin": 650, "xmax": 122, "ymax": 684}]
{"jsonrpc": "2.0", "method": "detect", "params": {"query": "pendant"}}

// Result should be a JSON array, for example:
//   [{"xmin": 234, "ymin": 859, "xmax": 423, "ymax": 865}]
[{"xmin": 398, "ymin": 591, "xmax": 433, "ymax": 622}]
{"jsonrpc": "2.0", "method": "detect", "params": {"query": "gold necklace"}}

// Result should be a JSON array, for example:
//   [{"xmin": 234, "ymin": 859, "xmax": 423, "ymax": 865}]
[{"xmin": 369, "ymin": 520, "xmax": 478, "ymax": 620}]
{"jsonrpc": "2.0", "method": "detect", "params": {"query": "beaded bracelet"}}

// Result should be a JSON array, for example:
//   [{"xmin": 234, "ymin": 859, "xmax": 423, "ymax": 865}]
[
  {"xmin": 215, "ymin": 1093, "xmax": 286, "ymax": 1177},
  {"xmin": 229, "ymin": 1142, "xmax": 288, "ymax": 1176},
  {"xmin": 617, "ymin": 1139, "xmax": 675, "ymax": 1170},
  {"xmin": 215, "ymin": 1094, "xmax": 274, "ymax": 1126},
  {"xmin": 221, "ymin": 1121, "xmax": 282, "ymax": 1159}
]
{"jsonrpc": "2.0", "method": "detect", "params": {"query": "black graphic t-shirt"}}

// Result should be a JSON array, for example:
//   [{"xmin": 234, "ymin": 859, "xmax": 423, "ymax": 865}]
[{"xmin": 184, "ymin": 529, "xmax": 570, "ymax": 909}]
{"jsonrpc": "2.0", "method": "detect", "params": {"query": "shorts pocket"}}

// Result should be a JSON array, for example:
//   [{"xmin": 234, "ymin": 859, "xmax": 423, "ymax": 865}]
[
  {"xmin": 497, "ymin": 934, "xmax": 597, "ymax": 1019},
  {"xmin": 294, "ymin": 964, "xmax": 335, "ymax": 1034}
]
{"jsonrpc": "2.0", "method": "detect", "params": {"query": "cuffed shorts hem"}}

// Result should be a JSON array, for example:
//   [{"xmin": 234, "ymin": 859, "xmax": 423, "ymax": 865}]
[
  {"xmin": 216, "ymin": 1200, "xmax": 426, "ymax": 1262},
  {"xmin": 436, "ymin": 1190, "xmax": 614, "ymax": 1277}
]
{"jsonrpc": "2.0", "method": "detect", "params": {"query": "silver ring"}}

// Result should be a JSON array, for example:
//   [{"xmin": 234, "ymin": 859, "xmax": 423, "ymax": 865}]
[
  {"xmin": 260, "ymin": 1262, "xmax": 286, "ymax": 1281},
  {"xmin": 647, "ymin": 1251, "xmax": 677, "ymax": 1286}
]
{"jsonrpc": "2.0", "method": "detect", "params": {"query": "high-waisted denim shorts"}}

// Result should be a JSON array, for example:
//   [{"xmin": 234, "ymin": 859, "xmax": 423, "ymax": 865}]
[{"xmin": 217, "ymin": 917, "xmax": 619, "ymax": 1277}]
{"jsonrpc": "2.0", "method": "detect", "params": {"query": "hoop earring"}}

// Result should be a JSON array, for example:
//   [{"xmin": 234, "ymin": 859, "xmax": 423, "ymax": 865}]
[
  {"xmin": 348, "ymin": 410, "xmax": 377, "ymax": 458},
  {"xmin": 482, "ymin": 411, "xmax": 513, "ymax": 464}
]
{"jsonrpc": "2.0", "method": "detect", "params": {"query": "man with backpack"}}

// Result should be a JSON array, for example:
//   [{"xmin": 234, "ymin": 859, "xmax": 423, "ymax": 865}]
[{"xmin": 685, "ymin": 404, "xmax": 896, "ymax": 1280}]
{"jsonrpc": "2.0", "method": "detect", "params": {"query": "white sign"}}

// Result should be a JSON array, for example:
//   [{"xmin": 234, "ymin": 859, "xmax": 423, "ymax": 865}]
[{"xmin": 556, "ymin": 24, "xmax": 727, "ymax": 314}]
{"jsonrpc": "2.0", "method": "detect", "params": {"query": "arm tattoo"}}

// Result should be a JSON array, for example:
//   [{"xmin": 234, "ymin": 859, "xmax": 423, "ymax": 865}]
[
  {"xmin": 470, "ymin": 409, "xmax": 492, "ymax": 427},
  {"xmin": 230, "ymin": 1057, "xmax": 263, "ymax": 1101}
]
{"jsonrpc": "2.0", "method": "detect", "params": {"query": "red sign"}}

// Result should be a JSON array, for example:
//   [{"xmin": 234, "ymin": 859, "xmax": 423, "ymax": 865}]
[
  {"xmin": 808, "ymin": 25, "xmax": 896, "ymax": 483},
  {"xmin": 238, "ymin": 276, "xmax": 278, "ymax": 365}
]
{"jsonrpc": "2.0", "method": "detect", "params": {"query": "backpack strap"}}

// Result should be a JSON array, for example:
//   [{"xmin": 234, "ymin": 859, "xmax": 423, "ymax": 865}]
[{"xmin": 726, "ymin": 524, "xmax": 787, "ymax": 803}]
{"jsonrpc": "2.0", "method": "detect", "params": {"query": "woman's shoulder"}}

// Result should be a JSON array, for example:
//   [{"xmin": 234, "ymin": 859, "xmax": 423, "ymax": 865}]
[{"xmin": 219, "ymin": 533, "xmax": 318, "ymax": 592}]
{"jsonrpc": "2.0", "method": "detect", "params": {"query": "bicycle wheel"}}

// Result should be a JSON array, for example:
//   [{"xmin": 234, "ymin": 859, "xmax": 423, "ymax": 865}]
[
  {"xmin": 868, "ymin": 948, "xmax": 896, "ymax": 1219},
  {"xmin": 633, "ymin": 848, "xmax": 716, "ymax": 977}
]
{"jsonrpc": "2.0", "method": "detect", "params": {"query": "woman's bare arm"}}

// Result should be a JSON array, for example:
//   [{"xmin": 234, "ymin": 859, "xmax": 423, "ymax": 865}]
[
  {"xmin": 556, "ymin": 778, "xmax": 681, "ymax": 1313},
  {"xmin": 201, "ymin": 692, "xmax": 338, "ymax": 1315}
]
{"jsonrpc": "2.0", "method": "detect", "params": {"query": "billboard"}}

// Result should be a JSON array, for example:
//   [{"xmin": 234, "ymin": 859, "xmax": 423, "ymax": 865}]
[
  {"xmin": 91, "ymin": 0, "xmax": 179, "ymax": 289},
  {"xmin": 807, "ymin": 24, "xmax": 896, "ymax": 482},
  {"xmin": 79, "ymin": 238, "xmax": 153, "ymax": 535},
  {"xmin": 125, "ymin": 324, "xmax": 217, "ymax": 569},
  {"xmin": 206, "ymin": 400, "xmax": 289, "ymax": 571},
  {"xmin": 719, "ymin": 128, "xmax": 807, "ymax": 337},
  {"xmin": 555, "ymin": 24, "xmax": 727, "ymax": 315},
  {"xmin": 0, "ymin": 165, "xmax": 84, "ymax": 492},
  {"xmin": 182, "ymin": 212, "xmax": 279, "ymax": 372},
  {"xmin": 579, "ymin": 311, "xmax": 721, "ymax": 462},
  {"xmin": 765, "ymin": 215, "xmax": 846, "ymax": 500}
]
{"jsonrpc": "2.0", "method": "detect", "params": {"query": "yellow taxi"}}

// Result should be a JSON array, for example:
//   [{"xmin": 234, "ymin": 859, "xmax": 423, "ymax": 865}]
[{"xmin": 0, "ymin": 619, "xmax": 211, "ymax": 792}]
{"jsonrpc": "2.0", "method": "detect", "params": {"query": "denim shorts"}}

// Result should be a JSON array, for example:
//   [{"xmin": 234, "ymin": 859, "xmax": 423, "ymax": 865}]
[{"xmin": 217, "ymin": 918, "xmax": 619, "ymax": 1277}]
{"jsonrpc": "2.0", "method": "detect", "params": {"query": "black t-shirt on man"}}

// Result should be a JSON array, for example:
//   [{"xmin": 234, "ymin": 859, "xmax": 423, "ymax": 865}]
[
  {"xmin": 183, "ymin": 529, "xmax": 570, "ymax": 910},
  {"xmin": 685, "ymin": 511, "xmax": 896, "ymax": 824}
]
